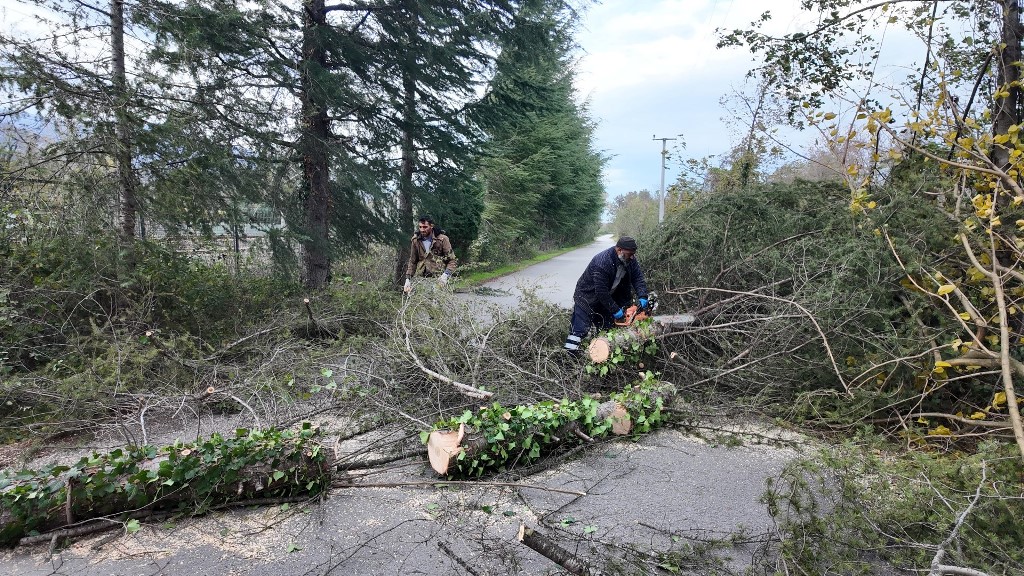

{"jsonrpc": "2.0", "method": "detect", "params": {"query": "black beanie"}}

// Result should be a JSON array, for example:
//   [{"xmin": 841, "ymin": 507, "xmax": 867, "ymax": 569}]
[{"xmin": 615, "ymin": 236, "xmax": 638, "ymax": 251}]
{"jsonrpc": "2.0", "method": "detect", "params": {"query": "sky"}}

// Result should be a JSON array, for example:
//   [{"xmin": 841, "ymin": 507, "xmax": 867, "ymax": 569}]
[
  {"xmin": 570, "ymin": 0, "xmax": 927, "ymax": 203},
  {"xmin": 572, "ymin": 0, "xmax": 809, "ymax": 201}
]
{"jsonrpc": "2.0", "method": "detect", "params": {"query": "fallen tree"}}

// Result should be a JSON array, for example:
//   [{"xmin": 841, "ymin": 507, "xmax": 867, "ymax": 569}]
[
  {"xmin": 0, "ymin": 424, "xmax": 330, "ymax": 547},
  {"xmin": 425, "ymin": 375, "xmax": 676, "ymax": 477},
  {"xmin": 586, "ymin": 314, "xmax": 696, "ymax": 368}
]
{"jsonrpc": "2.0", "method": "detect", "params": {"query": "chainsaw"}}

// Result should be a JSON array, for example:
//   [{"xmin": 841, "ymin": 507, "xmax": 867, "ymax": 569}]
[{"xmin": 613, "ymin": 292, "xmax": 658, "ymax": 327}]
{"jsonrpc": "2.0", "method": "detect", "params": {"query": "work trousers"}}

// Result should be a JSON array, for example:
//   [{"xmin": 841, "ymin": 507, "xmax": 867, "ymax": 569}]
[{"xmin": 563, "ymin": 300, "xmax": 615, "ymax": 354}]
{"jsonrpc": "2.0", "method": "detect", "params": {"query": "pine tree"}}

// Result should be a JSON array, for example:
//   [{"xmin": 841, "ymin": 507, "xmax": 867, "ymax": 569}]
[{"xmin": 473, "ymin": 2, "xmax": 605, "ymax": 262}]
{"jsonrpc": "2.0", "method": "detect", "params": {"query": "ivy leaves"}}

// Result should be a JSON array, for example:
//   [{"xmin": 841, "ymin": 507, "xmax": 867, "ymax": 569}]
[
  {"xmin": 425, "ymin": 377, "xmax": 671, "ymax": 479},
  {"xmin": 0, "ymin": 423, "xmax": 329, "ymax": 546}
]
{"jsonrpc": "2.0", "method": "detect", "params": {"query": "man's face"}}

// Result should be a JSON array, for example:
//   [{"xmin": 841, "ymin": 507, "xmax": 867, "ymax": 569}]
[
  {"xmin": 615, "ymin": 247, "xmax": 636, "ymax": 261},
  {"xmin": 418, "ymin": 221, "xmax": 433, "ymax": 237}
]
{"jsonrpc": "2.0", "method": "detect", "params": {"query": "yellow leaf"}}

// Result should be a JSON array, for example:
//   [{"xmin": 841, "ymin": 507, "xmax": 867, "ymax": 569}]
[
  {"xmin": 937, "ymin": 284, "xmax": 956, "ymax": 296},
  {"xmin": 994, "ymin": 391, "xmax": 1007, "ymax": 406},
  {"xmin": 934, "ymin": 361, "xmax": 952, "ymax": 368},
  {"xmin": 823, "ymin": 112, "xmax": 837, "ymax": 120},
  {"xmin": 929, "ymin": 425, "xmax": 953, "ymax": 436},
  {"xmin": 969, "ymin": 411, "xmax": 987, "ymax": 420},
  {"xmin": 916, "ymin": 417, "xmax": 929, "ymax": 424},
  {"xmin": 959, "ymin": 312, "xmax": 971, "ymax": 320}
]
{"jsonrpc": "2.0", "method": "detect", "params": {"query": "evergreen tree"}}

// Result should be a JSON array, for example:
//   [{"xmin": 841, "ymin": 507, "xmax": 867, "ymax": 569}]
[
  {"xmin": 474, "ymin": 2, "xmax": 605, "ymax": 262},
  {"xmin": 0, "ymin": 0, "xmax": 148, "ymax": 239},
  {"xmin": 145, "ymin": 0, "xmax": 391, "ymax": 289},
  {"xmin": 365, "ymin": 0, "xmax": 523, "ymax": 284}
]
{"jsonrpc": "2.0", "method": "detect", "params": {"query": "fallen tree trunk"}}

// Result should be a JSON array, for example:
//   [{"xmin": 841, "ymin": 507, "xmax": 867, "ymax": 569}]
[
  {"xmin": 426, "ymin": 379, "xmax": 675, "ymax": 477},
  {"xmin": 0, "ymin": 424, "xmax": 330, "ymax": 547},
  {"xmin": 588, "ymin": 314, "xmax": 695, "ymax": 364}
]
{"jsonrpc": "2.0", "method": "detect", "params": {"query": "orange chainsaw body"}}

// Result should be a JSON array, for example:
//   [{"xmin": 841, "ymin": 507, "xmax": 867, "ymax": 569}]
[{"xmin": 613, "ymin": 304, "xmax": 648, "ymax": 327}]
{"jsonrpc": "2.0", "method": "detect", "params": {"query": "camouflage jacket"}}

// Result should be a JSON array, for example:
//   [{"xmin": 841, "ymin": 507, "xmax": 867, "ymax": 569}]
[{"xmin": 406, "ymin": 232, "xmax": 457, "ymax": 278}]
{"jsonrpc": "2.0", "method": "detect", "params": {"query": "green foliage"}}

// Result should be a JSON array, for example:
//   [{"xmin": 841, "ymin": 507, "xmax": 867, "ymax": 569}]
[
  {"xmin": 642, "ymin": 180, "xmax": 908, "ymax": 404},
  {"xmin": 0, "ymin": 424, "xmax": 330, "ymax": 547},
  {"xmin": 608, "ymin": 190, "xmax": 659, "ymax": 240},
  {"xmin": 473, "ymin": 3, "xmax": 605, "ymax": 265},
  {"xmin": 426, "ymin": 375, "xmax": 670, "ymax": 479},
  {"xmin": 585, "ymin": 318, "xmax": 659, "ymax": 377},
  {"xmin": 715, "ymin": 2, "xmax": 1000, "ymax": 121},
  {"xmin": 766, "ymin": 436, "xmax": 1024, "ymax": 574},
  {"xmin": 0, "ymin": 232, "xmax": 300, "ymax": 373}
]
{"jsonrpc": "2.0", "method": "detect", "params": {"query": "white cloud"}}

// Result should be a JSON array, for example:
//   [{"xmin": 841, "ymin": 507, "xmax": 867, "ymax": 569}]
[{"xmin": 573, "ymin": 0, "xmax": 931, "ymax": 201}]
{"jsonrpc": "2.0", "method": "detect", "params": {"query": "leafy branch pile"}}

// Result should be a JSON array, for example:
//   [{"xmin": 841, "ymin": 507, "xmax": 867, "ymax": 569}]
[
  {"xmin": 424, "ymin": 373, "xmax": 673, "ymax": 479},
  {"xmin": 765, "ymin": 437, "xmax": 1024, "ymax": 575},
  {"xmin": 0, "ymin": 423, "xmax": 329, "ymax": 547},
  {"xmin": 585, "ymin": 317, "xmax": 659, "ymax": 376},
  {"xmin": 641, "ymin": 180, "xmax": 901, "ymax": 409}
]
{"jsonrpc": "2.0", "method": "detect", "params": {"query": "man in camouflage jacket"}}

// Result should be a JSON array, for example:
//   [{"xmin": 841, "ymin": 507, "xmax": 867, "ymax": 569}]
[{"xmin": 404, "ymin": 215, "xmax": 457, "ymax": 293}]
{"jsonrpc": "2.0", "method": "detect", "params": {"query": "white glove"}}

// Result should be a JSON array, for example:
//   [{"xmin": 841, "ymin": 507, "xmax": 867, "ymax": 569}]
[
  {"xmin": 403, "ymin": 278, "xmax": 412, "ymax": 293},
  {"xmin": 437, "ymin": 273, "xmax": 449, "ymax": 287}
]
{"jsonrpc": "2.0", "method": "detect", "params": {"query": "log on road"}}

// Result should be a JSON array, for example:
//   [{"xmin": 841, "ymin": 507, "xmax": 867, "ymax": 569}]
[
  {"xmin": 0, "ymin": 425, "xmax": 330, "ymax": 547},
  {"xmin": 588, "ymin": 313, "xmax": 695, "ymax": 364},
  {"xmin": 426, "ymin": 381, "xmax": 675, "ymax": 477}
]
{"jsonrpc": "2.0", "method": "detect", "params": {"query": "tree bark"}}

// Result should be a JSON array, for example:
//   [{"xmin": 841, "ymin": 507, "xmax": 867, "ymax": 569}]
[
  {"xmin": 0, "ymin": 436, "xmax": 329, "ymax": 547},
  {"xmin": 393, "ymin": 4, "xmax": 418, "ymax": 287},
  {"xmin": 588, "ymin": 314, "xmax": 695, "ymax": 363},
  {"xmin": 110, "ymin": 0, "xmax": 139, "ymax": 241},
  {"xmin": 517, "ymin": 523, "xmax": 590, "ymax": 576},
  {"xmin": 299, "ymin": 0, "xmax": 333, "ymax": 291},
  {"xmin": 992, "ymin": 0, "xmax": 1023, "ymax": 174}
]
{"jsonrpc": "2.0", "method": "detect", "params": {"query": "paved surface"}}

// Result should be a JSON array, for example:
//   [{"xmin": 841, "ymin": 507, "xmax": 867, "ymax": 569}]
[
  {"xmin": 457, "ymin": 234, "xmax": 614, "ymax": 310},
  {"xmin": 0, "ymin": 236, "xmax": 808, "ymax": 575},
  {"xmin": 1, "ymin": 426, "xmax": 802, "ymax": 576}
]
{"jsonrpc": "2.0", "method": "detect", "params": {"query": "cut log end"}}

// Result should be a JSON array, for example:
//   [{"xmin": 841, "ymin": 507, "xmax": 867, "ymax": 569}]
[
  {"xmin": 427, "ymin": 424, "xmax": 465, "ymax": 475},
  {"xmin": 608, "ymin": 403, "xmax": 632, "ymax": 435},
  {"xmin": 595, "ymin": 400, "xmax": 632, "ymax": 435},
  {"xmin": 587, "ymin": 338, "xmax": 610, "ymax": 363}
]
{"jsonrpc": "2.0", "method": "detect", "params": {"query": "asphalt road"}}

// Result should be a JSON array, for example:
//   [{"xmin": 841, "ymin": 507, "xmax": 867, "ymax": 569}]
[
  {"xmin": 457, "ymin": 234, "xmax": 615, "ymax": 310},
  {"xmin": 0, "ymin": 235, "xmax": 809, "ymax": 575}
]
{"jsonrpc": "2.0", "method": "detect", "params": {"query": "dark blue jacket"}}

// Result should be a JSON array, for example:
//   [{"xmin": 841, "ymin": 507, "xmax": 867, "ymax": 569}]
[{"xmin": 573, "ymin": 247, "xmax": 648, "ymax": 314}]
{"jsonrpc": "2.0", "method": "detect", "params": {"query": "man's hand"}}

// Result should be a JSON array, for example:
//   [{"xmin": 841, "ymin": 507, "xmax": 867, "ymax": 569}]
[
  {"xmin": 403, "ymin": 277, "xmax": 412, "ymax": 294},
  {"xmin": 639, "ymin": 298, "xmax": 648, "ymax": 310},
  {"xmin": 438, "ymin": 272, "xmax": 450, "ymax": 287},
  {"xmin": 613, "ymin": 308, "xmax": 625, "ymax": 320}
]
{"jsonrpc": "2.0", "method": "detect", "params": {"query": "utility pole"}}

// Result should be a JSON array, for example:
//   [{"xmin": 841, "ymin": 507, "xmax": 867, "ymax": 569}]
[{"xmin": 653, "ymin": 135, "xmax": 676, "ymax": 223}]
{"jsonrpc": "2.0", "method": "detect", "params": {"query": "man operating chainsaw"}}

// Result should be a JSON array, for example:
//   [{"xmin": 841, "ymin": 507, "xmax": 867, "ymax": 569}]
[{"xmin": 563, "ymin": 236, "xmax": 650, "ymax": 355}]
